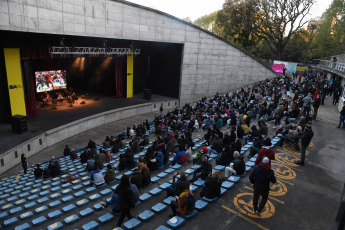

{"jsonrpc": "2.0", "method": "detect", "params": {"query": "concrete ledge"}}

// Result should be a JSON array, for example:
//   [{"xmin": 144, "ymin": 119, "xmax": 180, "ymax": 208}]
[{"xmin": 0, "ymin": 99, "xmax": 178, "ymax": 175}]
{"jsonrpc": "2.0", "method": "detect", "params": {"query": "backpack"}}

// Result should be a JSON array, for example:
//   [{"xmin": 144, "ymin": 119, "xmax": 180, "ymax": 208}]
[
  {"xmin": 180, "ymin": 154, "xmax": 188, "ymax": 164},
  {"xmin": 186, "ymin": 192, "xmax": 195, "ymax": 210}
]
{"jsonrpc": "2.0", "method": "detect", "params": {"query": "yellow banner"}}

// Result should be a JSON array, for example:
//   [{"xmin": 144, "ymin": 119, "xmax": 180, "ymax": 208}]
[
  {"xmin": 4, "ymin": 48, "xmax": 26, "ymax": 116},
  {"xmin": 296, "ymin": 66, "xmax": 308, "ymax": 72},
  {"xmin": 127, "ymin": 55, "xmax": 133, "ymax": 98}
]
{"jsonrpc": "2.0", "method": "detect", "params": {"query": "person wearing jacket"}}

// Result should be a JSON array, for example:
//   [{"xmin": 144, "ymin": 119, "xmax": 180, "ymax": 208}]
[
  {"xmin": 338, "ymin": 101, "xmax": 345, "ymax": 128},
  {"xmin": 166, "ymin": 171, "xmax": 190, "ymax": 197},
  {"xmin": 255, "ymin": 138, "xmax": 275, "ymax": 166},
  {"xmin": 215, "ymin": 145, "xmax": 233, "ymax": 166},
  {"xmin": 200, "ymin": 170, "xmax": 222, "ymax": 199},
  {"xmin": 117, "ymin": 175, "xmax": 134, "ymax": 227},
  {"xmin": 170, "ymin": 188, "xmax": 194, "ymax": 218},
  {"xmin": 207, "ymin": 135, "xmax": 223, "ymax": 154},
  {"xmin": 102, "ymin": 191, "xmax": 121, "ymax": 214},
  {"xmin": 192, "ymin": 156, "xmax": 212, "ymax": 182},
  {"xmin": 90, "ymin": 166, "xmax": 105, "ymax": 187},
  {"xmin": 295, "ymin": 125, "xmax": 314, "ymax": 166},
  {"xmin": 155, "ymin": 150, "xmax": 164, "ymax": 168},
  {"xmin": 249, "ymin": 157, "xmax": 276, "ymax": 216},
  {"xmin": 104, "ymin": 164, "xmax": 115, "ymax": 183},
  {"xmin": 172, "ymin": 147, "xmax": 188, "ymax": 165},
  {"xmin": 225, "ymin": 151, "xmax": 245, "ymax": 177}
]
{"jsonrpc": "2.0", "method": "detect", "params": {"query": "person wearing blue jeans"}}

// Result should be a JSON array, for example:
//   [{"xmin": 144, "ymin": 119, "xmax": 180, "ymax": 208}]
[
  {"xmin": 295, "ymin": 125, "xmax": 314, "ymax": 166},
  {"xmin": 338, "ymin": 102, "xmax": 345, "ymax": 128}
]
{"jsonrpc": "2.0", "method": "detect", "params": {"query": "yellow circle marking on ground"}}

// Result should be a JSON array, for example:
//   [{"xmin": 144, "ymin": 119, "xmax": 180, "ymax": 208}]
[
  {"xmin": 272, "ymin": 162, "xmax": 297, "ymax": 180},
  {"xmin": 269, "ymin": 180, "xmax": 288, "ymax": 196},
  {"xmin": 234, "ymin": 192, "xmax": 275, "ymax": 219},
  {"xmin": 275, "ymin": 153, "xmax": 301, "ymax": 167}
]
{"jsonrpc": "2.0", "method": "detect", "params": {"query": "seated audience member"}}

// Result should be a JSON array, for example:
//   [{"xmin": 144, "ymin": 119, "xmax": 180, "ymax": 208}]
[
  {"xmin": 166, "ymin": 172, "xmax": 190, "ymax": 197},
  {"xmin": 80, "ymin": 149, "xmax": 90, "ymax": 163},
  {"xmin": 102, "ymin": 190, "xmax": 121, "ymax": 214},
  {"xmin": 70, "ymin": 148, "xmax": 78, "ymax": 160},
  {"xmin": 235, "ymin": 138, "xmax": 242, "ymax": 153},
  {"xmin": 90, "ymin": 166, "xmax": 105, "ymax": 187},
  {"xmin": 34, "ymin": 164, "xmax": 43, "ymax": 178},
  {"xmin": 43, "ymin": 167, "xmax": 52, "ymax": 179},
  {"xmin": 255, "ymin": 138, "xmax": 275, "ymax": 166},
  {"xmin": 200, "ymin": 170, "xmax": 222, "ymax": 199},
  {"xmin": 86, "ymin": 155, "xmax": 95, "ymax": 172},
  {"xmin": 172, "ymin": 146, "xmax": 188, "ymax": 166},
  {"xmin": 259, "ymin": 122, "xmax": 268, "ymax": 136},
  {"xmin": 94, "ymin": 154, "xmax": 104, "ymax": 170},
  {"xmin": 207, "ymin": 135, "xmax": 223, "ymax": 154},
  {"xmin": 193, "ymin": 147, "xmax": 209, "ymax": 165},
  {"xmin": 130, "ymin": 171, "xmax": 143, "ymax": 189},
  {"xmin": 105, "ymin": 150, "xmax": 114, "ymax": 162},
  {"xmin": 191, "ymin": 156, "xmax": 212, "ymax": 182},
  {"xmin": 248, "ymin": 135, "xmax": 264, "ymax": 158},
  {"xmin": 130, "ymin": 181, "xmax": 140, "ymax": 205},
  {"xmin": 104, "ymin": 164, "xmax": 116, "ymax": 183},
  {"xmin": 155, "ymin": 149, "xmax": 164, "ymax": 168},
  {"xmin": 215, "ymin": 145, "xmax": 233, "ymax": 166},
  {"xmin": 63, "ymin": 145, "xmax": 70, "ymax": 156},
  {"xmin": 225, "ymin": 151, "xmax": 245, "ymax": 178},
  {"xmin": 170, "ymin": 188, "xmax": 194, "ymax": 218}
]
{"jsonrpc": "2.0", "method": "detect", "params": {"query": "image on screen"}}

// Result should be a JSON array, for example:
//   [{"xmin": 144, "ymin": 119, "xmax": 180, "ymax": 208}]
[{"xmin": 35, "ymin": 70, "xmax": 67, "ymax": 93}]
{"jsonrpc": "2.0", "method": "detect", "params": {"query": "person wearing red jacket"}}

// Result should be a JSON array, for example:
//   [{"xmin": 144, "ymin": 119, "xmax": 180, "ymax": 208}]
[{"xmin": 255, "ymin": 138, "xmax": 275, "ymax": 166}]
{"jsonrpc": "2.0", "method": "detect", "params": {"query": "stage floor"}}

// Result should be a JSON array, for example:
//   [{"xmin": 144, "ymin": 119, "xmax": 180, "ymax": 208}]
[{"xmin": 0, "ymin": 94, "xmax": 176, "ymax": 154}]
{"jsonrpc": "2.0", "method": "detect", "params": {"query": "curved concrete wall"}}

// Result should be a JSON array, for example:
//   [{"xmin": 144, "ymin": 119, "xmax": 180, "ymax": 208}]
[
  {"xmin": 0, "ymin": 99, "xmax": 178, "ymax": 175},
  {"xmin": 0, "ymin": 0, "xmax": 276, "ymax": 105}
]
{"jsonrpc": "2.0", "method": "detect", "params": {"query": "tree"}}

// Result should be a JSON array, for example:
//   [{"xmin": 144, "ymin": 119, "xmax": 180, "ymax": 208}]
[
  {"xmin": 182, "ymin": 17, "xmax": 193, "ymax": 23},
  {"xmin": 314, "ymin": 0, "xmax": 345, "ymax": 59},
  {"xmin": 216, "ymin": 0, "xmax": 262, "ymax": 50},
  {"xmin": 193, "ymin": 12, "xmax": 222, "ymax": 35},
  {"xmin": 255, "ymin": 0, "xmax": 315, "ymax": 59}
]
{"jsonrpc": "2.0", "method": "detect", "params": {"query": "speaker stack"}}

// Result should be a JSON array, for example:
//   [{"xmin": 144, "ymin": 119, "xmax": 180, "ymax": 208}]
[
  {"xmin": 11, "ymin": 115, "xmax": 28, "ymax": 133},
  {"xmin": 143, "ymin": 89, "xmax": 152, "ymax": 100}
]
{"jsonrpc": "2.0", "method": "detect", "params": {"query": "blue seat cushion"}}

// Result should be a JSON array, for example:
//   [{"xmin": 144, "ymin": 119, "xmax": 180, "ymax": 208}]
[
  {"xmin": 34, "ymin": 205, "xmax": 48, "ymax": 214},
  {"xmin": 62, "ymin": 204, "xmax": 76, "ymax": 213},
  {"xmin": 86, "ymin": 187, "xmax": 97, "ymax": 193},
  {"xmin": 202, "ymin": 196, "xmax": 218, "ymax": 203},
  {"xmin": 10, "ymin": 206, "xmax": 23, "ymax": 215},
  {"xmin": 64, "ymin": 214, "xmax": 79, "ymax": 225},
  {"xmin": 80, "ymin": 208, "xmax": 94, "ymax": 218},
  {"xmin": 193, "ymin": 180, "xmax": 205, "ymax": 187},
  {"xmin": 221, "ymin": 181, "xmax": 234, "ymax": 189},
  {"xmin": 37, "ymin": 197, "xmax": 49, "ymax": 204},
  {"xmin": 98, "ymin": 212, "xmax": 114, "ymax": 224},
  {"xmin": 19, "ymin": 211, "xmax": 33, "ymax": 220},
  {"xmin": 166, "ymin": 216, "xmax": 185, "ymax": 229},
  {"xmin": 32, "ymin": 216, "xmax": 47, "ymax": 226},
  {"xmin": 48, "ymin": 210, "xmax": 62, "ymax": 219},
  {"xmin": 156, "ymin": 225, "xmax": 171, "ymax": 230},
  {"xmin": 228, "ymin": 176, "xmax": 240, "ymax": 183},
  {"xmin": 62, "ymin": 195, "xmax": 74, "ymax": 203},
  {"xmin": 163, "ymin": 196, "xmax": 176, "ymax": 205},
  {"xmin": 4, "ymin": 216, "xmax": 18, "ymax": 227},
  {"xmin": 214, "ymin": 165, "xmax": 225, "ymax": 171},
  {"xmin": 82, "ymin": 220, "xmax": 99, "ymax": 230},
  {"xmin": 47, "ymin": 221, "xmax": 64, "ymax": 230},
  {"xmin": 195, "ymin": 200, "xmax": 208, "ymax": 211},
  {"xmin": 157, "ymin": 172, "xmax": 168, "ymax": 178},
  {"xmin": 100, "ymin": 188, "xmax": 112, "ymax": 196},
  {"xmin": 181, "ymin": 209, "xmax": 197, "ymax": 219},
  {"xmin": 151, "ymin": 177, "xmax": 160, "ymax": 183},
  {"xmin": 149, "ymin": 188, "xmax": 163, "ymax": 196},
  {"xmin": 139, "ymin": 193, "xmax": 152, "ymax": 202},
  {"xmin": 138, "ymin": 210, "xmax": 155, "ymax": 222},
  {"xmin": 89, "ymin": 193, "xmax": 101, "ymax": 201},
  {"xmin": 159, "ymin": 183, "xmax": 171, "ymax": 190},
  {"xmin": 14, "ymin": 222, "xmax": 30, "ymax": 230},
  {"xmin": 165, "ymin": 168, "xmax": 175, "ymax": 174},
  {"xmin": 123, "ymin": 217, "xmax": 141, "ymax": 230},
  {"xmin": 151, "ymin": 203, "xmax": 167, "ymax": 213},
  {"xmin": 49, "ymin": 200, "xmax": 62, "ymax": 208},
  {"xmin": 76, "ymin": 199, "xmax": 89, "ymax": 207}
]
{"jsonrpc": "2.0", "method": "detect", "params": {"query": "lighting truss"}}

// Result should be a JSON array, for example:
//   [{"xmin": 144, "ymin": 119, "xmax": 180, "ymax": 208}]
[{"xmin": 48, "ymin": 46, "xmax": 140, "ymax": 56}]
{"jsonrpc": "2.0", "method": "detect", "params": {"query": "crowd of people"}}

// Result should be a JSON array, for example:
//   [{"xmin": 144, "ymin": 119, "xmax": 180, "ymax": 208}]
[{"xmin": 20, "ymin": 68, "xmax": 344, "ymax": 224}]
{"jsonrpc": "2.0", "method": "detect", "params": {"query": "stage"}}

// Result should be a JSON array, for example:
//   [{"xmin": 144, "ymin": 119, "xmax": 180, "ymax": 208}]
[{"xmin": 0, "ymin": 94, "xmax": 177, "ymax": 154}]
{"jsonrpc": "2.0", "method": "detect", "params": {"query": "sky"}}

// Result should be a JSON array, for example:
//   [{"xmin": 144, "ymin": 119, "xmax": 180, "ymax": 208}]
[{"xmin": 127, "ymin": 0, "xmax": 333, "ymax": 21}]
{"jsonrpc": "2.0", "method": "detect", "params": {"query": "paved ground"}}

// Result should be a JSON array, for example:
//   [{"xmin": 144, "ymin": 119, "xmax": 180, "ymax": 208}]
[{"xmin": 1, "ymin": 96, "xmax": 344, "ymax": 230}]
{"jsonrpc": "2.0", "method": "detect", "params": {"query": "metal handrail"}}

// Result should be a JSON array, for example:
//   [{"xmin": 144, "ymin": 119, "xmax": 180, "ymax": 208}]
[{"xmin": 319, "ymin": 60, "xmax": 345, "ymax": 72}]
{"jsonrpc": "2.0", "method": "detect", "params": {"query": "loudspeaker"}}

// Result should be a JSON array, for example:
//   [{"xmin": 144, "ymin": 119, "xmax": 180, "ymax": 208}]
[
  {"xmin": 11, "ymin": 115, "xmax": 28, "ymax": 133},
  {"xmin": 143, "ymin": 89, "xmax": 151, "ymax": 100},
  {"xmin": 22, "ymin": 59, "xmax": 31, "ymax": 94}
]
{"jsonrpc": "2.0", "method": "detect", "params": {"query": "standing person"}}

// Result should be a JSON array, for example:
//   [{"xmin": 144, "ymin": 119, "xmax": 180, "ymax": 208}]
[
  {"xmin": 337, "ymin": 101, "xmax": 345, "ymax": 128},
  {"xmin": 255, "ymin": 138, "xmax": 275, "ymax": 166},
  {"xmin": 160, "ymin": 105, "xmax": 164, "ymax": 116},
  {"xmin": 312, "ymin": 95, "xmax": 321, "ymax": 119},
  {"xmin": 249, "ymin": 157, "xmax": 276, "ymax": 216},
  {"xmin": 21, "ymin": 154, "xmax": 27, "ymax": 175},
  {"xmin": 302, "ymin": 93, "xmax": 313, "ymax": 118},
  {"xmin": 117, "ymin": 175, "xmax": 134, "ymax": 227},
  {"xmin": 63, "ymin": 145, "xmax": 70, "ymax": 156},
  {"xmin": 295, "ymin": 125, "xmax": 314, "ymax": 166}
]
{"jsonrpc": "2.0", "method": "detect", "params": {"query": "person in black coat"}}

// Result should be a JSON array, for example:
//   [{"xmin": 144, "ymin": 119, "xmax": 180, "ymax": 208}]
[
  {"xmin": 295, "ymin": 125, "xmax": 314, "ymax": 166},
  {"xmin": 249, "ymin": 157, "xmax": 276, "ymax": 216},
  {"xmin": 215, "ymin": 145, "xmax": 233, "ymax": 166},
  {"xmin": 192, "ymin": 156, "xmax": 212, "ymax": 182},
  {"xmin": 200, "ymin": 170, "xmax": 222, "ymax": 199},
  {"xmin": 116, "ymin": 175, "xmax": 134, "ymax": 227},
  {"xmin": 166, "ymin": 171, "xmax": 190, "ymax": 197}
]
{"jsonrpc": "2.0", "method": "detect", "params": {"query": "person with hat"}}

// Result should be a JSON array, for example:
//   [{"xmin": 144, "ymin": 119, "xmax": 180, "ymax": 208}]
[
  {"xmin": 255, "ymin": 138, "xmax": 275, "ymax": 166},
  {"xmin": 191, "ymin": 155, "xmax": 212, "ymax": 182},
  {"xmin": 295, "ymin": 125, "xmax": 314, "ymax": 166},
  {"xmin": 249, "ymin": 157, "xmax": 276, "ymax": 216},
  {"xmin": 192, "ymin": 147, "xmax": 209, "ymax": 165}
]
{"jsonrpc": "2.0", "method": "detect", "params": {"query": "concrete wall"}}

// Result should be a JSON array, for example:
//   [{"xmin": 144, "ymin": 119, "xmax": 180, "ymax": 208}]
[
  {"xmin": 0, "ymin": 99, "xmax": 178, "ymax": 175},
  {"xmin": 0, "ymin": 0, "xmax": 276, "ymax": 106}
]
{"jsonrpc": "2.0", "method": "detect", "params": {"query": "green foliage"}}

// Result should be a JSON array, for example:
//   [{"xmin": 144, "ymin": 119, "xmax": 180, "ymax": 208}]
[{"xmin": 193, "ymin": 11, "xmax": 222, "ymax": 35}]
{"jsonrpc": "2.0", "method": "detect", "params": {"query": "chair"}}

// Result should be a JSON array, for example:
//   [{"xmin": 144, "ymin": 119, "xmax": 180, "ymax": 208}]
[
  {"xmin": 166, "ymin": 216, "xmax": 185, "ymax": 229},
  {"xmin": 48, "ymin": 210, "xmax": 62, "ymax": 219},
  {"xmin": 82, "ymin": 221, "xmax": 99, "ymax": 230}
]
